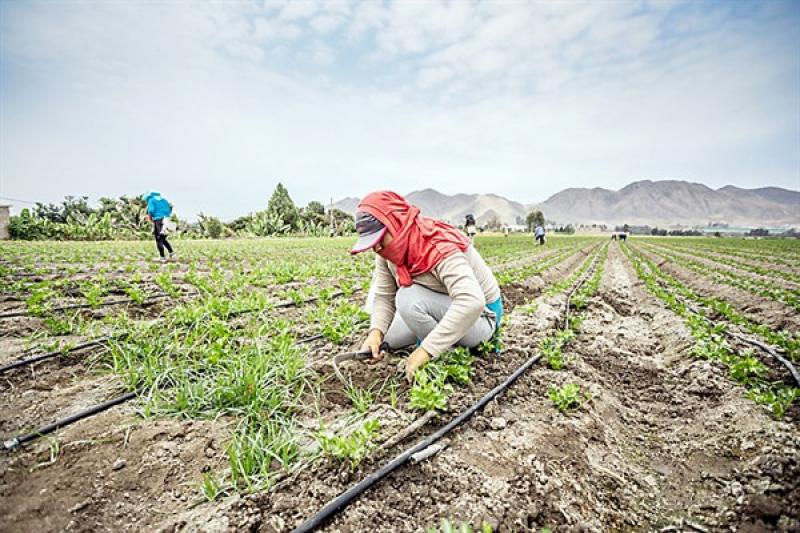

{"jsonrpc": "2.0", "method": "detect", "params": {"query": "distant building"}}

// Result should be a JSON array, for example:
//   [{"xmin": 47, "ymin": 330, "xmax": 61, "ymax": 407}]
[{"xmin": 0, "ymin": 205, "xmax": 10, "ymax": 240}]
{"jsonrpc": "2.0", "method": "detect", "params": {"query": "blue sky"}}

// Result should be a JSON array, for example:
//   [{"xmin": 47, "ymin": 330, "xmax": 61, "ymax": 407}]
[{"xmin": 1, "ymin": 0, "xmax": 798, "ymax": 220}]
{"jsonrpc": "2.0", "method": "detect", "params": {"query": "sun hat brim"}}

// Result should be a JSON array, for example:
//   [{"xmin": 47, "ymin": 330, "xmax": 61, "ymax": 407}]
[{"xmin": 350, "ymin": 226, "xmax": 388, "ymax": 254}]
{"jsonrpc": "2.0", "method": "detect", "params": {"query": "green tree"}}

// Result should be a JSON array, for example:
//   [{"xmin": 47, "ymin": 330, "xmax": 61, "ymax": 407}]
[
  {"xmin": 267, "ymin": 183, "xmax": 298, "ymax": 229},
  {"xmin": 198, "ymin": 213, "xmax": 225, "ymax": 239},
  {"xmin": 526, "ymin": 210, "xmax": 545, "ymax": 231},
  {"xmin": 306, "ymin": 201, "xmax": 325, "ymax": 216}
]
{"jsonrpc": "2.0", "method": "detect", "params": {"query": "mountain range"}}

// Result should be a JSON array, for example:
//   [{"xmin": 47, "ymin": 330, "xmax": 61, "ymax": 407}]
[{"xmin": 334, "ymin": 180, "xmax": 800, "ymax": 227}]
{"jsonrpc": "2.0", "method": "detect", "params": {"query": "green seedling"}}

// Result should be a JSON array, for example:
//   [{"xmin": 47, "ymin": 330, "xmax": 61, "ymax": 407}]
[
  {"xmin": 409, "ymin": 371, "xmax": 451, "ymax": 411},
  {"xmin": 200, "ymin": 472, "xmax": 227, "ymax": 502},
  {"xmin": 124, "ymin": 285, "xmax": 146, "ymax": 305},
  {"xmin": 154, "ymin": 271, "xmax": 181, "ymax": 298},
  {"xmin": 316, "ymin": 418, "xmax": 380, "ymax": 470},
  {"xmin": 345, "ymin": 384, "xmax": 375, "ymax": 415},
  {"xmin": 548, "ymin": 383, "xmax": 587, "ymax": 413},
  {"xmin": 81, "ymin": 281, "xmax": 107, "ymax": 308},
  {"xmin": 25, "ymin": 285, "xmax": 56, "ymax": 316}
]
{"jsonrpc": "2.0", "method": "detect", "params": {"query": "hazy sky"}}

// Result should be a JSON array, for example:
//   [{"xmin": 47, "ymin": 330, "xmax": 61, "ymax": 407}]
[{"xmin": 1, "ymin": 0, "xmax": 799, "ymax": 220}]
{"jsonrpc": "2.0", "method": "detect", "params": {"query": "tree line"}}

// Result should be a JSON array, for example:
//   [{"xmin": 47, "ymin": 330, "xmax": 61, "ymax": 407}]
[{"xmin": 8, "ymin": 183, "xmax": 355, "ymax": 241}]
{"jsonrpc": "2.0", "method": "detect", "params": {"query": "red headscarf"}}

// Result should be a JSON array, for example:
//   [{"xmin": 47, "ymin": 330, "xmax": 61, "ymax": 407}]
[{"xmin": 357, "ymin": 191, "xmax": 469, "ymax": 286}]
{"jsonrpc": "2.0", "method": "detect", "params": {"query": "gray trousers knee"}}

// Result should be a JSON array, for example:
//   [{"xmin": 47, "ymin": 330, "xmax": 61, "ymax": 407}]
[{"xmin": 383, "ymin": 284, "xmax": 496, "ymax": 350}]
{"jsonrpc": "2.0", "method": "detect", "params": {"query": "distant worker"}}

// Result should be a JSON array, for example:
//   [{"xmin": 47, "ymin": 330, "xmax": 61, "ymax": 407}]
[
  {"xmin": 464, "ymin": 214, "xmax": 477, "ymax": 242},
  {"xmin": 352, "ymin": 191, "xmax": 503, "ymax": 383},
  {"xmin": 611, "ymin": 233, "xmax": 617, "ymax": 241},
  {"xmin": 534, "ymin": 225, "xmax": 546, "ymax": 245},
  {"xmin": 619, "ymin": 232, "xmax": 627, "ymax": 242},
  {"xmin": 503, "ymin": 225, "xmax": 509, "ymax": 237},
  {"xmin": 144, "ymin": 191, "xmax": 175, "ymax": 261}
]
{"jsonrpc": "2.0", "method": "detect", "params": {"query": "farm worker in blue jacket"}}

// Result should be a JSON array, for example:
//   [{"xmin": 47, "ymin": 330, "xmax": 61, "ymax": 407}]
[
  {"xmin": 144, "ymin": 191, "xmax": 175, "ymax": 260},
  {"xmin": 534, "ymin": 225, "xmax": 546, "ymax": 245}
]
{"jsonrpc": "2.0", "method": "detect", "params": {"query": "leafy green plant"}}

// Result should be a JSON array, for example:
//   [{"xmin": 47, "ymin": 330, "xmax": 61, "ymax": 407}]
[
  {"xmin": 409, "ymin": 347, "xmax": 475, "ymax": 412},
  {"xmin": 409, "ymin": 371, "xmax": 451, "ymax": 411},
  {"xmin": 317, "ymin": 418, "xmax": 381, "ymax": 470},
  {"xmin": 154, "ymin": 271, "xmax": 181, "ymax": 298},
  {"xmin": 124, "ymin": 285, "xmax": 147, "ymax": 304},
  {"xmin": 25, "ymin": 285, "xmax": 56, "ymax": 316},
  {"xmin": 548, "ymin": 383, "xmax": 587, "ymax": 413},
  {"xmin": 477, "ymin": 331, "xmax": 503, "ymax": 355}
]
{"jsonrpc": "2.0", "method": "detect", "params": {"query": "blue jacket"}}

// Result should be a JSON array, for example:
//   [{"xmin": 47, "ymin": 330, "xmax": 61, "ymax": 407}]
[{"xmin": 145, "ymin": 192, "xmax": 172, "ymax": 221}]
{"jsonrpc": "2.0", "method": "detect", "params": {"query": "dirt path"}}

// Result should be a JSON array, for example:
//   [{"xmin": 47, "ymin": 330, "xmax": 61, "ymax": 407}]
[{"xmin": 233, "ymin": 242, "xmax": 797, "ymax": 532}]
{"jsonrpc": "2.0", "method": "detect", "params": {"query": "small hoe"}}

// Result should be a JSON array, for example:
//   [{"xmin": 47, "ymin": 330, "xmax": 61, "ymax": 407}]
[{"xmin": 331, "ymin": 342, "xmax": 389, "ymax": 387}]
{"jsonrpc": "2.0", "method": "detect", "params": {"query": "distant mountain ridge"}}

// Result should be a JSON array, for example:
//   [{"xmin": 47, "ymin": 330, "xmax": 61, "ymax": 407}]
[{"xmin": 333, "ymin": 180, "xmax": 800, "ymax": 227}]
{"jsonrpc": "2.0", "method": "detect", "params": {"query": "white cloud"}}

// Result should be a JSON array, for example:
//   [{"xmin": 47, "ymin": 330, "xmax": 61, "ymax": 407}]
[
  {"xmin": 278, "ymin": 0, "xmax": 319, "ymax": 21},
  {"xmin": 416, "ymin": 66, "xmax": 454, "ymax": 89},
  {"xmin": 1, "ymin": 0, "xmax": 798, "ymax": 220},
  {"xmin": 310, "ymin": 14, "xmax": 345, "ymax": 34}
]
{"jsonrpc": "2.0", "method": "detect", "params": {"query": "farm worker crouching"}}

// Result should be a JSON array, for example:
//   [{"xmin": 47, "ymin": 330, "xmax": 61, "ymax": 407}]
[
  {"xmin": 351, "ymin": 191, "xmax": 503, "ymax": 383},
  {"xmin": 144, "ymin": 191, "xmax": 175, "ymax": 261}
]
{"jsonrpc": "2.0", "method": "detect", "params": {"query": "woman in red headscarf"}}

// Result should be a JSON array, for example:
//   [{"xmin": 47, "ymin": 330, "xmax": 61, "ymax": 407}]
[{"xmin": 351, "ymin": 191, "xmax": 503, "ymax": 382}]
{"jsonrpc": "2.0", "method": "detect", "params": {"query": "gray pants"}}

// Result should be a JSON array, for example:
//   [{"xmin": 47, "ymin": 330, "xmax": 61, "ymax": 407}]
[{"xmin": 384, "ymin": 284, "xmax": 496, "ymax": 350}]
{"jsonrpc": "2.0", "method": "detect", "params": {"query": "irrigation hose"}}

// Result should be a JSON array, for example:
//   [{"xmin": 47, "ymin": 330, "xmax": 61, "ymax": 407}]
[
  {"xmin": 292, "ymin": 249, "xmax": 604, "ymax": 532},
  {"xmin": 0, "ymin": 294, "xmax": 173, "ymax": 319},
  {"xmin": 0, "ymin": 287, "xmax": 354, "ymax": 374},
  {"xmin": 643, "ymin": 268, "xmax": 800, "ymax": 388},
  {"xmin": 3, "ymin": 392, "xmax": 136, "ymax": 451},
  {"xmin": 1, "ymin": 332, "xmax": 328, "ymax": 451},
  {"xmin": 291, "ymin": 351, "xmax": 544, "ymax": 533},
  {"xmin": 0, "ymin": 337, "xmax": 112, "ymax": 375},
  {"xmin": 683, "ymin": 300, "xmax": 800, "ymax": 387}
]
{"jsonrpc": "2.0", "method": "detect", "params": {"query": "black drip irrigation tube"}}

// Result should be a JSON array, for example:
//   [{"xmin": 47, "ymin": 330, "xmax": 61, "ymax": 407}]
[
  {"xmin": 634, "ymin": 246, "xmax": 799, "ymax": 386},
  {"xmin": 292, "ymin": 248, "xmax": 604, "ymax": 533},
  {"xmin": 0, "ymin": 288, "xmax": 354, "ymax": 375},
  {"xmin": 0, "ymin": 331, "xmax": 331, "ymax": 452},
  {"xmin": 3, "ymin": 392, "xmax": 136, "ymax": 451},
  {"xmin": 291, "ymin": 351, "xmax": 545, "ymax": 533},
  {"xmin": 0, "ymin": 337, "xmax": 112, "ymax": 375},
  {"xmin": 0, "ymin": 293, "xmax": 174, "ymax": 319}
]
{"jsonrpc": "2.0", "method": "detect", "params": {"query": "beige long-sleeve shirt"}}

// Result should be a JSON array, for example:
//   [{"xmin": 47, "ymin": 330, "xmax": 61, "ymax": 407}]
[{"xmin": 369, "ymin": 245, "xmax": 501, "ymax": 356}]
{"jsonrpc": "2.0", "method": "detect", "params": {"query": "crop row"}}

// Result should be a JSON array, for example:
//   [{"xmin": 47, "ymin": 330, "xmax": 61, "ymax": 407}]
[
  {"xmin": 649, "ymin": 237, "xmax": 800, "ymax": 267},
  {"xmin": 643, "ymin": 239, "xmax": 800, "ymax": 285},
  {"xmin": 623, "ymin": 243, "xmax": 798, "ymax": 417},
  {"xmin": 638, "ymin": 243, "xmax": 800, "ymax": 312}
]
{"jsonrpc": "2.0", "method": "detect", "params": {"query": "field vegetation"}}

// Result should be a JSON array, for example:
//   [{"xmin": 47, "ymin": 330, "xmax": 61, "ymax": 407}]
[{"xmin": 0, "ymin": 233, "xmax": 797, "ymax": 531}]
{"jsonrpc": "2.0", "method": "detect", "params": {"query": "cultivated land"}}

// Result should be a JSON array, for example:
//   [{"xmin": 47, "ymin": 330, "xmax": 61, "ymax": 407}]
[{"xmin": 0, "ymin": 235, "xmax": 797, "ymax": 532}]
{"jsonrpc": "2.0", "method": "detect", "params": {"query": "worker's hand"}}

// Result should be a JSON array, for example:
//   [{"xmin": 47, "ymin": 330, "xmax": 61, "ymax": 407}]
[
  {"xmin": 360, "ymin": 329, "xmax": 384, "ymax": 363},
  {"xmin": 405, "ymin": 346, "xmax": 431, "ymax": 383}
]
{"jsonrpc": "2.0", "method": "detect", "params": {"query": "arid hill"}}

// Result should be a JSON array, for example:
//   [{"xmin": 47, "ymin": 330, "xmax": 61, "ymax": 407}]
[{"xmin": 335, "ymin": 180, "xmax": 800, "ymax": 227}]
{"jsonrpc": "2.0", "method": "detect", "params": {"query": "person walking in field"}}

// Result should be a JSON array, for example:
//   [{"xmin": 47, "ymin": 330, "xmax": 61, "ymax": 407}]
[
  {"xmin": 534, "ymin": 225, "xmax": 546, "ymax": 245},
  {"xmin": 464, "ymin": 213, "xmax": 477, "ymax": 242},
  {"xmin": 352, "ymin": 191, "xmax": 503, "ymax": 382},
  {"xmin": 144, "ymin": 191, "xmax": 175, "ymax": 261}
]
